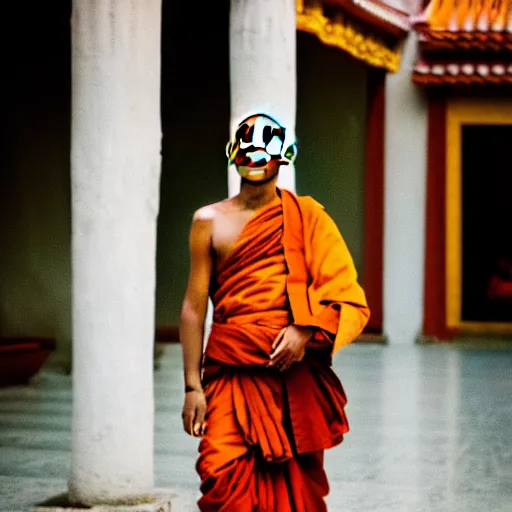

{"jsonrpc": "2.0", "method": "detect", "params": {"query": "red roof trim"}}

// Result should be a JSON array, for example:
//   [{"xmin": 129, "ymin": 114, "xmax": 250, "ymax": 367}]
[
  {"xmin": 413, "ymin": 59, "xmax": 512, "ymax": 85},
  {"xmin": 418, "ymin": 30, "xmax": 512, "ymax": 51}
]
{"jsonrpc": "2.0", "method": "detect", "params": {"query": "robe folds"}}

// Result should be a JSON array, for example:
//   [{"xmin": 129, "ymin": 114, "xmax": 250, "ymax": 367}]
[{"xmin": 197, "ymin": 189, "xmax": 370, "ymax": 512}]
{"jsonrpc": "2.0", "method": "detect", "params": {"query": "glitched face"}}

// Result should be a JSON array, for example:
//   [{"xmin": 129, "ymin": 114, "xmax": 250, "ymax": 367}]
[{"xmin": 227, "ymin": 114, "xmax": 292, "ymax": 183}]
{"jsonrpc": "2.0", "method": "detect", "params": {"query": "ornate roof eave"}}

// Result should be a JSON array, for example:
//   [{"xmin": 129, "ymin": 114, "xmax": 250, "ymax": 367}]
[
  {"xmin": 325, "ymin": 0, "xmax": 411, "ymax": 37},
  {"xmin": 411, "ymin": 0, "xmax": 512, "ymax": 87},
  {"xmin": 296, "ymin": 0, "xmax": 411, "ymax": 73}
]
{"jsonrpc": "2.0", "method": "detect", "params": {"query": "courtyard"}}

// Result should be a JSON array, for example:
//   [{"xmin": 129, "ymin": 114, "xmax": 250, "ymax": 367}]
[{"xmin": 0, "ymin": 342, "xmax": 511, "ymax": 511}]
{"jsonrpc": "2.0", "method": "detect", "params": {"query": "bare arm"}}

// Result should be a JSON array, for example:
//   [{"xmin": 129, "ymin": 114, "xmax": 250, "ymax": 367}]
[{"xmin": 179, "ymin": 210, "xmax": 214, "ymax": 392}]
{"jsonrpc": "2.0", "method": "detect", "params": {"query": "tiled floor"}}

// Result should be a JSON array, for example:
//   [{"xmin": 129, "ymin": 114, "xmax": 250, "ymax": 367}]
[{"xmin": 1, "ymin": 343, "xmax": 511, "ymax": 511}]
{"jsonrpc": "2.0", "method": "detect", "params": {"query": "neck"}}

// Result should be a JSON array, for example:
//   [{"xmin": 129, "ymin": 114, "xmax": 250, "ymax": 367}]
[{"xmin": 237, "ymin": 178, "xmax": 279, "ymax": 210}]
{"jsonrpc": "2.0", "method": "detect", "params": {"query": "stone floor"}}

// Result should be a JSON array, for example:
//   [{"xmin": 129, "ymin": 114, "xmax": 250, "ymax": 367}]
[{"xmin": 1, "ymin": 343, "xmax": 511, "ymax": 512}]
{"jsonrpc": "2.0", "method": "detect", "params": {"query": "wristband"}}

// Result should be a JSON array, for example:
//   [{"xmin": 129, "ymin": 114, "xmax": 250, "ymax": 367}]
[{"xmin": 185, "ymin": 385, "xmax": 201, "ymax": 393}]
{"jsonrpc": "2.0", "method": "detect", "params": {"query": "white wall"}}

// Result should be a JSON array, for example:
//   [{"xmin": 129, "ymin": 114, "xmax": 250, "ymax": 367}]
[{"xmin": 383, "ymin": 32, "xmax": 428, "ymax": 344}]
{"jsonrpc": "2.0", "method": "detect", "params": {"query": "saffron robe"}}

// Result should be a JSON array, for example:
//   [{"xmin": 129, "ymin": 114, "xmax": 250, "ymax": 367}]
[{"xmin": 197, "ymin": 189, "xmax": 370, "ymax": 512}]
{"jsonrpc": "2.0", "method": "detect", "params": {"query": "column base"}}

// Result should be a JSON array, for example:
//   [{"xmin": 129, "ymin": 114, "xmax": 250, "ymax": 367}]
[{"xmin": 35, "ymin": 491, "xmax": 175, "ymax": 512}]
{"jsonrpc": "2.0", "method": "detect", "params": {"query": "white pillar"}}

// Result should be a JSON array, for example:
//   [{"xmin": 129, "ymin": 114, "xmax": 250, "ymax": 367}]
[
  {"xmin": 69, "ymin": 0, "xmax": 162, "ymax": 505},
  {"xmin": 203, "ymin": 0, "xmax": 298, "ymax": 349},
  {"xmin": 228, "ymin": 0, "xmax": 297, "ymax": 196},
  {"xmin": 383, "ymin": 32, "xmax": 428, "ymax": 344}
]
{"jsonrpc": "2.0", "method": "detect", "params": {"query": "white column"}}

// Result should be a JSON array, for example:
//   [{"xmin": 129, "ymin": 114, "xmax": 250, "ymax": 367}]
[
  {"xmin": 383, "ymin": 32, "xmax": 428, "ymax": 344},
  {"xmin": 69, "ymin": 0, "xmax": 162, "ymax": 505},
  {"xmin": 228, "ymin": 0, "xmax": 297, "ymax": 196},
  {"xmin": 203, "ymin": 0, "xmax": 298, "ymax": 349},
  {"xmin": 204, "ymin": 0, "xmax": 300, "ymax": 346}
]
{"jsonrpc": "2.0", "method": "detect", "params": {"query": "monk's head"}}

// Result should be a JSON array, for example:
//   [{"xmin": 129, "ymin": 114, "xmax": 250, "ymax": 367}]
[{"xmin": 226, "ymin": 113, "xmax": 297, "ymax": 183}]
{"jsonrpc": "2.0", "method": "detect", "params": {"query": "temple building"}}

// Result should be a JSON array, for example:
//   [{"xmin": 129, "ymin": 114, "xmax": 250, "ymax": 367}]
[
  {"xmin": 1, "ymin": 0, "xmax": 511, "ymax": 507},
  {"xmin": 412, "ymin": 0, "xmax": 512, "ymax": 339}
]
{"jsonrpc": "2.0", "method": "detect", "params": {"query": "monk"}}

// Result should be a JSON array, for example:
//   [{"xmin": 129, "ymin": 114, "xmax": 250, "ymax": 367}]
[{"xmin": 179, "ymin": 113, "xmax": 370, "ymax": 511}]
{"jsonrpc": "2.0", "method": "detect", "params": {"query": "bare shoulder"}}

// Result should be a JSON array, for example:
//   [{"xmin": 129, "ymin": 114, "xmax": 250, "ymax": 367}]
[
  {"xmin": 192, "ymin": 205, "xmax": 215, "ymax": 224},
  {"xmin": 193, "ymin": 198, "xmax": 237, "ymax": 222},
  {"xmin": 189, "ymin": 206, "xmax": 215, "ymax": 246},
  {"xmin": 190, "ymin": 199, "xmax": 238, "ymax": 244}
]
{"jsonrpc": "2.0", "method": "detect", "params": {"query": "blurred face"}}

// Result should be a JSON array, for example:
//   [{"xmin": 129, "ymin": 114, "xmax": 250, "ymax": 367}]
[{"xmin": 227, "ymin": 114, "xmax": 287, "ymax": 183}]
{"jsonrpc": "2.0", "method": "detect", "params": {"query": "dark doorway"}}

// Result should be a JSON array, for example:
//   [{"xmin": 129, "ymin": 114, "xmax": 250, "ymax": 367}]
[{"xmin": 461, "ymin": 124, "xmax": 512, "ymax": 323}]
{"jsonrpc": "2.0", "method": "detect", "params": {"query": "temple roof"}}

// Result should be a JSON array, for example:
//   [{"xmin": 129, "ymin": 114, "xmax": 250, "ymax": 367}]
[
  {"xmin": 412, "ymin": 0, "xmax": 512, "ymax": 86},
  {"xmin": 415, "ymin": 0, "xmax": 511, "ymax": 32},
  {"xmin": 296, "ymin": 0, "xmax": 411, "ymax": 72}
]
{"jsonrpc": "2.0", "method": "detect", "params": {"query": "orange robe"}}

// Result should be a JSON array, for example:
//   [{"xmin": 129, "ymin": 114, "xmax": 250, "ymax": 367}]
[{"xmin": 197, "ymin": 189, "xmax": 370, "ymax": 512}]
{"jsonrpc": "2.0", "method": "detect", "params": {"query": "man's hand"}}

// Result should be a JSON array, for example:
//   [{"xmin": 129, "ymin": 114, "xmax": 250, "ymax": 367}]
[
  {"xmin": 268, "ymin": 325, "xmax": 314, "ymax": 371},
  {"xmin": 182, "ymin": 388, "xmax": 207, "ymax": 437}
]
